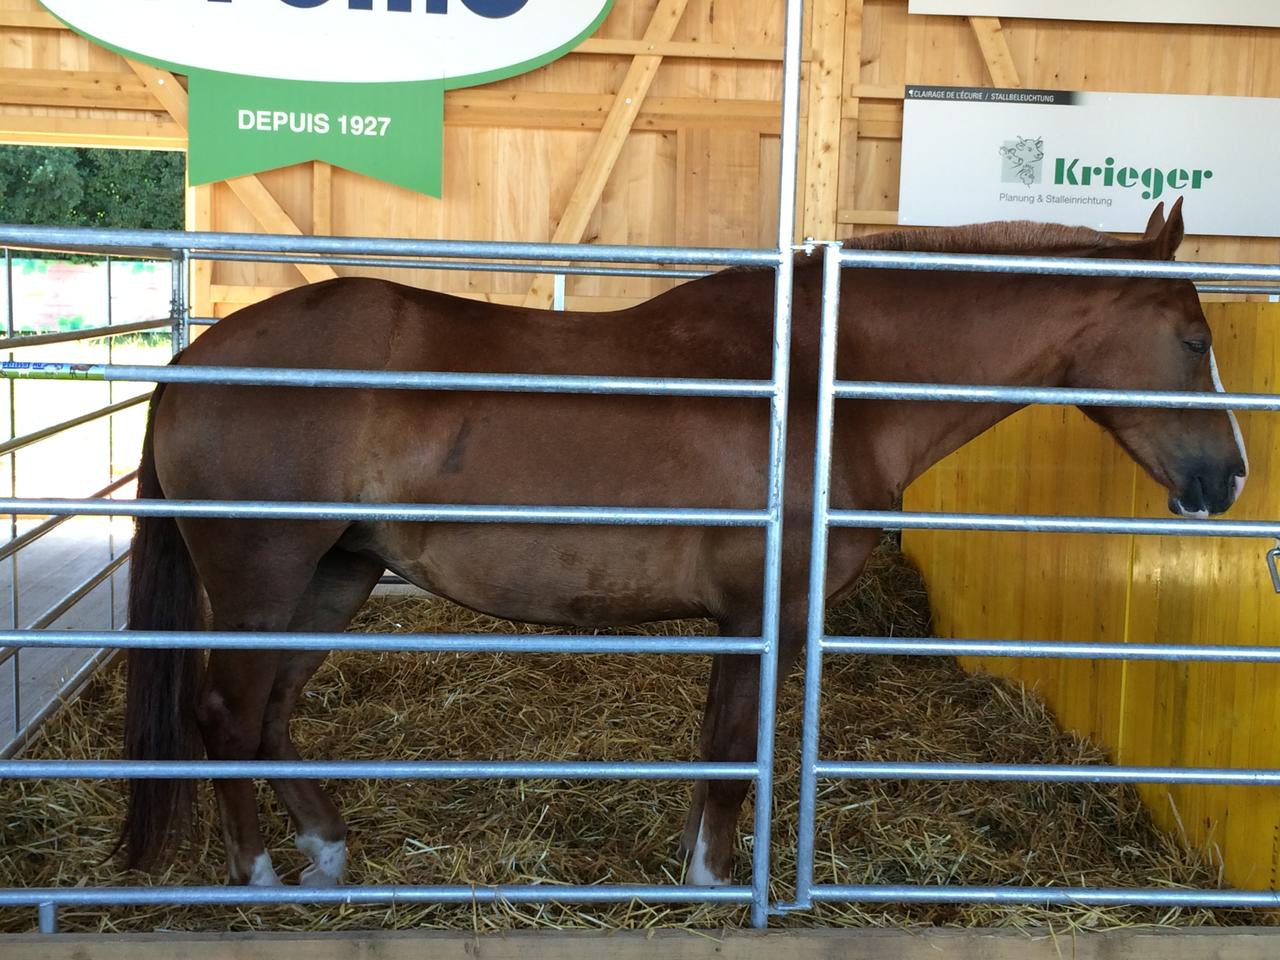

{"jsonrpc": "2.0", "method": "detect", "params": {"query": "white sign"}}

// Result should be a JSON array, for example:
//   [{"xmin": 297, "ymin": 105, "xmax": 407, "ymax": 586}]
[
  {"xmin": 898, "ymin": 87, "xmax": 1280, "ymax": 237},
  {"xmin": 908, "ymin": 0, "xmax": 1280, "ymax": 28},
  {"xmin": 40, "ymin": 0, "xmax": 613, "ymax": 84}
]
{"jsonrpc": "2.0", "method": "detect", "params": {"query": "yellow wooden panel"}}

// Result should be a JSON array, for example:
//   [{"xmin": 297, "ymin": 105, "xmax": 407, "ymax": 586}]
[
  {"xmin": 903, "ymin": 402, "xmax": 1136, "ymax": 747},
  {"xmin": 907, "ymin": 303, "xmax": 1280, "ymax": 892},
  {"xmin": 1121, "ymin": 303, "xmax": 1280, "ymax": 889}
]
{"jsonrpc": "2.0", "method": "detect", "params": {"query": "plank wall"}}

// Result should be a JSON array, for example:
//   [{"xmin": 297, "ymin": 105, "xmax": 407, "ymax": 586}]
[
  {"xmin": 4, "ymin": 0, "xmax": 1280, "ymax": 891},
  {"xmin": 904, "ymin": 301, "xmax": 1280, "ymax": 891}
]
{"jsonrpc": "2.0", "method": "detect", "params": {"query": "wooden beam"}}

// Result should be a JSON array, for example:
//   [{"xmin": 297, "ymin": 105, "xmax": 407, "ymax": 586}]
[
  {"xmin": 312, "ymin": 162, "xmax": 333, "ymax": 237},
  {"xmin": 118, "ymin": 60, "xmax": 336, "ymax": 283},
  {"xmin": 0, "ymin": 114, "xmax": 185, "ymax": 150},
  {"xmin": 0, "ymin": 10, "xmax": 63, "ymax": 29},
  {"xmin": 220, "ymin": 176, "xmax": 338, "ymax": 284},
  {"xmin": 838, "ymin": 207, "xmax": 900, "ymax": 225},
  {"xmin": 522, "ymin": 0, "xmax": 691, "ymax": 308},
  {"xmin": 446, "ymin": 91, "xmax": 779, "ymax": 134},
  {"xmin": 7, "ymin": 928, "xmax": 1280, "ymax": 960},
  {"xmin": 854, "ymin": 83, "xmax": 906, "ymax": 100},
  {"xmin": 125, "ymin": 60, "xmax": 190, "ymax": 130},
  {"xmin": 186, "ymin": 182, "xmax": 214, "ymax": 320},
  {"xmin": 802, "ymin": 0, "xmax": 848, "ymax": 239},
  {"xmin": 0, "ymin": 68, "xmax": 156, "ymax": 111},
  {"xmin": 846, "ymin": 101, "xmax": 902, "ymax": 139},
  {"xmin": 575, "ymin": 38, "xmax": 784, "ymax": 61},
  {"xmin": 0, "ymin": 84, "xmax": 778, "ymax": 139},
  {"xmin": 968, "ymin": 16, "xmax": 1021, "ymax": 88},
  {"xmin": 838, "ymin": 2, "xmax": 866, "ymax": 243}
]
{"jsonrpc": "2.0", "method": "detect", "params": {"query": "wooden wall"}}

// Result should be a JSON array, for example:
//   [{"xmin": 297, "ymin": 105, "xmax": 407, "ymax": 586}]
[
  {"xmin": 8, "ymin": 1, "xmax": 1280, "ymax": 314},
  {"xmin": 904, "ymin": 301, "xmax": 1280, "ymax": 891},
  {"xmin": 4, "ymin": 0, "xmax": 1280, "ymax": 891}
]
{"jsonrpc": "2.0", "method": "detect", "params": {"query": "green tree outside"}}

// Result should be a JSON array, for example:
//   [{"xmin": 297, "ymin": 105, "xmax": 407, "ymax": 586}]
[{"xmin": 0, "ymin": 146, "xmax": 184, "ymax": 230}]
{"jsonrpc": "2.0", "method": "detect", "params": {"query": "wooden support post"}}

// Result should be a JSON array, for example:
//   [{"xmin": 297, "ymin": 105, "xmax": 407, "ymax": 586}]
[
  {"xmin": 802, "ymin": 0, "xmax": 848, "ymax": 240},
  {"xmin": 968, "ymin": 16, "xmax": 1021, "ymax": 88},
  {"xmin": 312, "ymin": 163, "xmax": 333, "ymax": 238},
  {"xmin": 522, "ymin": 0, "xmax": 691, "ymax": 308},
  {"xmin": 184, "ymin": 182, "xmax": 214, "ymax": 321}
]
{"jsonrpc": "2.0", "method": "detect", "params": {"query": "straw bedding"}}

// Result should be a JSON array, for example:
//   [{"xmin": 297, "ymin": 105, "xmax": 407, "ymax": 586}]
[{"xmin": 0, "ymin": 538, "xmax": 1263, "ymax": 933}]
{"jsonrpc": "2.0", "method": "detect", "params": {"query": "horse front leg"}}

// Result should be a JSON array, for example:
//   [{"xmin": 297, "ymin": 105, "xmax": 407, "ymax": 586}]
[
  {"xmin": 682, "ymin": 600, "xmax": 808, "ymax": 886},
  {"xmin": 681, "ymin": 648, "xmax": 760, "ymax": 886}
]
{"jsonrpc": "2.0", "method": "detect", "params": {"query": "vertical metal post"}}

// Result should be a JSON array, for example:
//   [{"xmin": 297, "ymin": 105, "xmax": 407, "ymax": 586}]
[
  {"xmin": 169, "ymin": 253, "xmax": 186, "ymax": 354},
  {"xmin": 749, "ymin": 0, "xmax": 806, "ymax": 928},
  {"xmin": 791, "ymin": 242, "xmax": 844, "ymax": 909},
  {"xmin": 180, "ymin": 249, "xmax": 192, "ymax": 349},
  {"xmin": 37, "ymin": 899, "xmax": 57, "ymax": 934},
  {"xmin": 4, "ymin": 247, "xmax": 17, "ymax": 737},
  {"xmin": 553, "ymin": 273, "xmax": 567, "ymax": 312},
  {"xmin": 106, "ymin": 258, "xmax": 117, "ymax": 628}
]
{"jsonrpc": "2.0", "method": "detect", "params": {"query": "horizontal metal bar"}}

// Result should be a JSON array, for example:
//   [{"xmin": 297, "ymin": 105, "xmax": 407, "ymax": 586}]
[
  {"xmin": 0, "ymin": 759, "xmax": 758, "ymax": 781},
  {"xmin": 0, "ymin": 224, "xmax": 781, "ymax": 268},
  {"xmin": 199, "ymin": 251, "xmax": 711, "ymax": 281},
  {"xmin": 1197, "ymin": 283, "xmax": 1280, "ymax": 296},
  {"xmin": 814, "ymin": 761, "xmax": 1280, "ymax": 786},
  {"xmin": 807, "ymin": 884, "xmax": 1280, "ymax": 908},
  {"xmin": 0, "ymin": 648, "xmax": 111, "ymax": 760},
  {"xmin": 836, "ymin": 246, "xmax": 1280, "ymax": 282},
  {"xmin": 2, "ymin": 630, "xmax": 764, "ymax": 656},
  {"xmin": 0, "ymin": 360, "xmax": 776, "ymax": 398},
  {"xmin": 0, "ymin": 394, "xmax": 148, "ymax": 458},
  {"xmin": 0, "ymin": 498, "xmax": 769, "ymax": 526},
  {"xmin": 0, "ymin": 471, "xmax": 136, "ymax": 565},
  {"xmin": 0, "ymin": 318, "xmax": 167, "ymax": 352},
  {"xmin": 823, "ymin": 635, "xmax": 1280, "ymax": 663},
  {"xmin": 829, "ymin": 509, "xmax": 1280, "ymax": 538},
  {"xmin": 0, "ymin": 883, "xmax": 752, "ymax": 908},
  {"xmin": 834, "ymin": 380, "xmax": 1280, "ymax": 410}
]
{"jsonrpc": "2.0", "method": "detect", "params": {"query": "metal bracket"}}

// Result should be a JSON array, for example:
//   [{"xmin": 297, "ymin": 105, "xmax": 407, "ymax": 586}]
[{"xmin": 1267, "ymin": 542, "xmax": 1280, "ymax": 594}]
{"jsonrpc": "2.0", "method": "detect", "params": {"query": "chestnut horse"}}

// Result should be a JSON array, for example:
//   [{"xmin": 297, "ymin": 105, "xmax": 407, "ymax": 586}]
[{"xmin": 123, "ymin": 199, "xmax": 1246, "ymax": 888}]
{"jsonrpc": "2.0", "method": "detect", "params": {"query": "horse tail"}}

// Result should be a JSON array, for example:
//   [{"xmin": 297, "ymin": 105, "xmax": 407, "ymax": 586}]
[{"xmin": 120, "ymin": 379, "xmax": 205, "ymax": 871}]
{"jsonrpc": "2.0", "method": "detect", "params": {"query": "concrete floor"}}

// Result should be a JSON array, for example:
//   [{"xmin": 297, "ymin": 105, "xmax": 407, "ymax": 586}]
[{"xmin": 0, "ymin": 517, "xmax": 130, "ymax": 753}]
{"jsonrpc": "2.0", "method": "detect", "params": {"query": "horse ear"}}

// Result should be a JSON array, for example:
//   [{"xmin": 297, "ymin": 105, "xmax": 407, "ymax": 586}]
[
  {"xmin": 1142, "ymin": 202, "xmax": 1166, "ymax": 240},
  {"xmin": 1151, "ymin": 196, "xmax": 1185, "ymax": 260}
]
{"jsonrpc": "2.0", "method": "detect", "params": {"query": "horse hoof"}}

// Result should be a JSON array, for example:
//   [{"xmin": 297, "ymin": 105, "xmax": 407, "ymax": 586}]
[
  {"xmin": 247, "ymin": 852, "xmax": 283, "ymax": 887},
  {"xmin": 296, "ymin": 833, "xmax": 347, "ymax": 887},
  {"xmin": 684, "ymin": 814, "xmax": 730, "ymax": 886}
]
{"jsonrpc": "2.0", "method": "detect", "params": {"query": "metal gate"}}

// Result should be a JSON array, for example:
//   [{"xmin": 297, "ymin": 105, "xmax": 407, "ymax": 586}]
[{"xmin": 4, "ymin": 0, "xmax": 1280, "ymax": 933}]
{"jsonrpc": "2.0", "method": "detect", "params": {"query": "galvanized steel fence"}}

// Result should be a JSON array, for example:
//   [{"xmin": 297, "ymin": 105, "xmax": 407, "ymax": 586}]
[
  {"xmin": 3, "ymin": 0, "xmax": 1280, "ymax": 934},
  {"xmin": 787, "ymin": 240, "xmax": 1280, "ymax": 916},
  {"xmin": 4, "ymin": 233, "xmax": 1280, "ymax": 934}
]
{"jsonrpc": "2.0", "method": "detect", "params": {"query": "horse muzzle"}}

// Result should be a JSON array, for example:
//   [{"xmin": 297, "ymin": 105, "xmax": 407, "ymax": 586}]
[{"xmin": 1167, "ymin": 460, "xmax": 1248, "ymax": 518}]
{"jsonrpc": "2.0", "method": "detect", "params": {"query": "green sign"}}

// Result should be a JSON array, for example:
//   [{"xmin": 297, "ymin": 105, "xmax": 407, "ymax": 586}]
[{"xmin": 41, "ymin": 1, "xmax": 616, "ymax": 197}]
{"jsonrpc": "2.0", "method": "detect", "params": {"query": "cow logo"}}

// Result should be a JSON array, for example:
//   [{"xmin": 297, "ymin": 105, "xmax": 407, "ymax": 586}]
[{"xmin": 999, "ymin": 136, "xmax": 1044, "ymax": 188}]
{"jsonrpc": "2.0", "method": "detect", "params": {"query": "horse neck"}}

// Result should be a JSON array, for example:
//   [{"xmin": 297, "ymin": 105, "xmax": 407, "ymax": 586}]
[{"xmin": 831, "ymin": 270, "xmax": 1108, "ymax": 504}]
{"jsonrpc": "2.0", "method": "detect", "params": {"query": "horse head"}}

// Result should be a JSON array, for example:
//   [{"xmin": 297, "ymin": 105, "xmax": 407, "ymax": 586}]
[{"xmin": 1069, "ymin": 198, "xmax": 1248, "ymax": 517}]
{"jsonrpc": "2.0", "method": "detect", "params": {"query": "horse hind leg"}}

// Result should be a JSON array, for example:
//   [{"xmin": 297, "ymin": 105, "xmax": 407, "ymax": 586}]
[
  {"xmin": 187, "ymin": 519, "xmax": 348, "ymax": 886},
  {"xmin": 260, "ymin": 547, "xmax": 384, "ymax": 886}
]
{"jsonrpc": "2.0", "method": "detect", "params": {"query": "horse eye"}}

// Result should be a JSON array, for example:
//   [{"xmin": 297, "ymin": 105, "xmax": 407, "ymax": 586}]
[{"xmin": 1183, "ymin": 339, "xmax": 1209, "ymax": 355}]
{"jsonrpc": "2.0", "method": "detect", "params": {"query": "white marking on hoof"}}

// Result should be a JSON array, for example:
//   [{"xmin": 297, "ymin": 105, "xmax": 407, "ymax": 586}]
[
  {"xmin": 248, "ymin": 851, "xmax": 282, "ymax": 887},
  {"xmin": 296, "ymin": 833, "xmax": 347, "ymax": 887},
  {"xmin": 686, "ymin": 814, "xmax": 729, "ymax": 887}
]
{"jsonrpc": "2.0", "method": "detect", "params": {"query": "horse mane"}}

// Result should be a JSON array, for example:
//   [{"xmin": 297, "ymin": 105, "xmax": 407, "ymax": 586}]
[{"xmin": 841, "ymin": 219, "xmax": 1126, "ymax": 256}]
